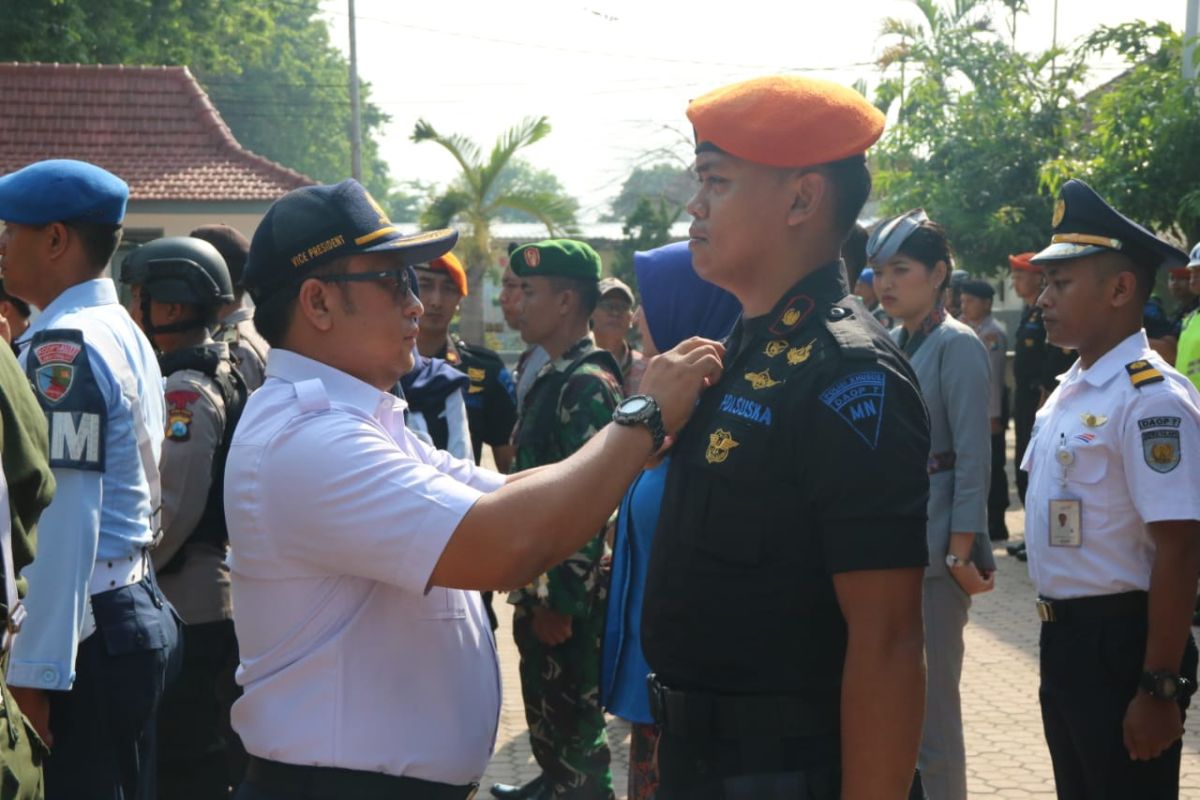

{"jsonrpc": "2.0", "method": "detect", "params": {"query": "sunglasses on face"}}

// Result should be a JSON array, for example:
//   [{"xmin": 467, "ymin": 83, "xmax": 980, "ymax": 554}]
[{"xmin": 318, "ymin": 268, "xmax": 414, "ymax": 304}]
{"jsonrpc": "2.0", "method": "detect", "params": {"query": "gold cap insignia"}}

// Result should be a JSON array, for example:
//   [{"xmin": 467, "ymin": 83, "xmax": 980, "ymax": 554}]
[
  {"xmin": 1079, "ymin": 412, "xmax": 1108, "ymax": 427},
  {"xmin": 764, "ymin": 340, "xmax": 789, "ymax": 358},
  {"xmin": 467, "ymin": 367, "xmax": 486, "ymax": 381},
  {"xmin": 744, "ymin": 370, "xmax": 781, "ymax": 390},
  {"xmin": 1052, "ymin": 197, "xmax": 1066, "ymax": 228},
  {"xmin": 787, "ymin": 340, "xmax": 815, "ymax": 366},
  {"xmin": 705, "ymin": 428, "xmax": 740, "ymax": 464}
]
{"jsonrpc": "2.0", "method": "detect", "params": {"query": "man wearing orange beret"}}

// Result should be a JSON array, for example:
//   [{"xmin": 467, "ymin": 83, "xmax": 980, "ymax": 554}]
[
  {"xmin": 641, "ymin": 75, "xmax": 932, "ymax": 799},
  {"xmin": 414, "ymin": 253, "xmax": 518, "ymax": 473}
]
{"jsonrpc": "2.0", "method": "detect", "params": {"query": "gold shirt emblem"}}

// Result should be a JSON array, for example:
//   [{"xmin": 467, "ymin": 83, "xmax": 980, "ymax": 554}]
[
  {"xmin": 744, "ymin": 370, "xmax": 781, "ymax": 390},
  {"xmin": 764, "ymin": 340, "xmax": 789, "ymax": 358},
  {"xmin": 787, "ymin": 340, "xmax": 815, "ymax": 366},
  {"xmin": 781, "ymin": 307, "xmax": 802, "ymax": 327},
  {"xmin": 1079, "ymin": 412, "xmax": 1108, "ymax": 427},
  {"xmin": 705, "ymin": 429, "xmax": 740, "ymax": 464}
]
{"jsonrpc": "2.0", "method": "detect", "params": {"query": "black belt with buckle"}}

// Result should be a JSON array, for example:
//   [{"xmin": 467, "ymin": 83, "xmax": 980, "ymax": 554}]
[
  {"xmin": 647, "ymin": 674, "xmax": 839, "ymax": 740},
  {"xmin": 1035, "ymin": 590, "xmax": 1147, "ymax": 624},
  {"xmin": 245, "ymin": 757, "xmax": 479, "ymax": 800}
]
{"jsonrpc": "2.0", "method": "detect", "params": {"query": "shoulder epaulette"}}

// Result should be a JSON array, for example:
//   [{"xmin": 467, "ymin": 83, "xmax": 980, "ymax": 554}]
[
  {"xmin": 1126, "ymin": 359, "xmax": 1165, "ymax": 388},
  {"xmin": 821, "ymin": 301, "xmax": 876, "ymax": 361}
]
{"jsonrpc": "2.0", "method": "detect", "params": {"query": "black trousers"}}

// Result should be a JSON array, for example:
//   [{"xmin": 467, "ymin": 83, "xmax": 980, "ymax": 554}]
[
  {"xmin": 987, "ymin": 429, "xmax": 1010, "ymax": 539},
  {"xmin": 1039, "ymin": 608, "xmax": 1198, "ymax": 800},
  {"xmin": 158, "ymin": 619, "xmax": 245, "ymax": 800},
  {"xmin": 656, "ymin": 729, "xmax": 841, "ymax": 800},
  {"xmin": 1013, "ymin": 392, "xmax": 1036, "ymax": 506},
  {"xmin": 45, "ymin": 575, "xmax": 182, "ymax": 800}
]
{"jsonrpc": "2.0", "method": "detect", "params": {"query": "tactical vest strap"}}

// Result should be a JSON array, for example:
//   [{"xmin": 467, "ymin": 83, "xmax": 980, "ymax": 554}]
[{"xmin": 523, "ymin": 348, "xmax": 622, "ymax": 461}]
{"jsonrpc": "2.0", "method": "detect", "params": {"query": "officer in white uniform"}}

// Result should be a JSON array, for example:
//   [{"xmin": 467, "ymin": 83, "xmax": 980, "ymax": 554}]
[
  {"xmin": 225, "ymin": 179, "xmax": 721, "ymax": 800},
  {"xmin": 1022, "ymin": 179, "xmax": 1200, "ymax": 800}
]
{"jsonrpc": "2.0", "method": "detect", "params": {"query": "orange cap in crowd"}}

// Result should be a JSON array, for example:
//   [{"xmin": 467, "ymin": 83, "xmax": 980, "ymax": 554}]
[
  {"xmin": 1008, "ymin": 252, "xmax": 1041, "ymax": 273},
  {"xmin": 687, "ymin": 75, "xmax": 886, "ymax": 168},
  {"xmin": 423, "ymin": 252, "xmax": 468, "ymax": 296}
]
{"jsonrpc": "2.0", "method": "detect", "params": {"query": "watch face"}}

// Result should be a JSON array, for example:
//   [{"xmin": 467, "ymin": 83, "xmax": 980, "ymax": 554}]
[
  {"xmin": 621, "ymin": 396, "xmax": 650, "ymax": 415},
  {"xmin": 1156, "ymin": 675, "xmax": 1179, "ymax": 700}
]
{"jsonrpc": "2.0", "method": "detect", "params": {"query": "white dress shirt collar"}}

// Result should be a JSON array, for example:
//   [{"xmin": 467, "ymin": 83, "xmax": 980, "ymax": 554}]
[
  {"xmin": 265, "ymin": 349, "xmax": 406, "ymax": 422},
  {"xmin": 21, "ymin": 278, "xmax": 120, "ymax": 343},
  {"xmin": 1073, "ymin": 330, "xmax": 1151, "ymax": 390}
]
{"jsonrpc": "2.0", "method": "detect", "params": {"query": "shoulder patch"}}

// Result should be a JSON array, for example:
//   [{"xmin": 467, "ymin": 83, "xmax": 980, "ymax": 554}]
[
  {"xmin": 1142, "ymin": 428, "xmax": 1181, "ymax": 473},
  {"xmin": 819, "ymin": 370, "xmax": 887, "ymax": 449},
  {"xmin": 27, "ymin": 329, "xmax": 106, "ymax": 470},
  {"xmin": 1126, "ymin": 360, "xmax": 1165, "ymax": 388},
  {"xmin": 164, "ymin": 390, "xmax": 201, "ymax": 442}
]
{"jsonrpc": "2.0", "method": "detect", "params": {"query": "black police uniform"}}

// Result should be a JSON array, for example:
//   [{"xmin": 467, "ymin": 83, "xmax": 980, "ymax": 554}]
[
  {"xmin": 1012, "ymin": 304, "xmax": 1075, "ymax": 504},
  {"xmin": 439, "ymin": 337, "xmax": 517, "ymax": 466},
  {"xmin": 642, "ymin": 263, "xmax": 931, "ymax": 798}
]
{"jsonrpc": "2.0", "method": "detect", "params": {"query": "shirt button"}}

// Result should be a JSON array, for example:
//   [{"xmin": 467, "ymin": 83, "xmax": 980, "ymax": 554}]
[{"xmin": 40, "ymin": 669, "xmax": 56, "ymax": 685}]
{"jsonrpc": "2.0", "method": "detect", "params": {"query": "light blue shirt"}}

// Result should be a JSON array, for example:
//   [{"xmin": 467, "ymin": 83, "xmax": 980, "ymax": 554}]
[{"xmin": 7, "ymin": 279, "xmax": 164, "ymax": 690}]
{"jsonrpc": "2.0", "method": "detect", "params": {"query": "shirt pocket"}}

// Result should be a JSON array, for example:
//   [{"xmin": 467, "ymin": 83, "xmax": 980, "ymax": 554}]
[
  {"xmin": 420, "ymin": 586, "xmax": 468, "ymax": 620},
  {"xmin": 1063, "ymin": 443, "xmax": 1110, "ymax": 522}
]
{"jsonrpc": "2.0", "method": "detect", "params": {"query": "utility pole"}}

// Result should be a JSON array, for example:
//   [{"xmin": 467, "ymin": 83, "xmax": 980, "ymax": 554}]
[
  {"xmin": 348, "ymin": 0, "xmax": 363, "ymax": 182},
  {"xmin": 1186, "ymin": 0, "xmax": 1199, "ymax": 81},
  {"xmin": 1050, "ymin": 0, "xmax": 1059, "ymax": 80}
]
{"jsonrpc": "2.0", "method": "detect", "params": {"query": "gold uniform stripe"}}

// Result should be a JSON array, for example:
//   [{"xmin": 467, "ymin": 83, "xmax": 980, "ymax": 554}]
[
  {"xmin": 354, "ymin": 226, "xmax": 400, "ymax": 246},
  {"xmin": 1051, "ymin": 233, "xmax": 1123, "ymax": 250},
  {"xmin": 1129, "ymin": 367, "xmax": 1162, "ymax": 386}
]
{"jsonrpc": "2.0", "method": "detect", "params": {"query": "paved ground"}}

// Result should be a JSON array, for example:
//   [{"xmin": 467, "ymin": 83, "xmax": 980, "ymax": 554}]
[{"xmin": 477, "ymin": 446, "xmax": 1200, "ymax": 797}]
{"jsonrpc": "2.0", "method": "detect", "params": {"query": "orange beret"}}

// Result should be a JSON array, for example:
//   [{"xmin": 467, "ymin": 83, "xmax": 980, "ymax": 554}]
[
  {"xmin": 687, "ymin": 76, "xmax": 885, "ymax": 168},
  {"xmin": 1169, "ymin": 266, "xmax": 1190, "ymax": 279},
  {"xmin": 1008, "ymin": 252, "xmax": 1041, "ymax": 273},
  {"xmin": 422, "ymin": 252, "xmax": 468, "ymax": 296}
]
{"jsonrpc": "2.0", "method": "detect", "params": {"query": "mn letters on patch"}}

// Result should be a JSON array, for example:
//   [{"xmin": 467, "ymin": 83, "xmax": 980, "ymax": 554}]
[{"xmin": 819, "ymin": 371, "xmax": 886, "ymax": 449}]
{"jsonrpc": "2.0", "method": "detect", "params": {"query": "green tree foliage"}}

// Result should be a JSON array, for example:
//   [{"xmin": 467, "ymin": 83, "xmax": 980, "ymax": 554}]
[
  {"xmin": 873, "ymin": 0, "xmax": 1085, "ymax": 274},
  {"xmin": 612, "ymin": 197, "xmax": 681, "ymax": 290},
  {"xmin": 1042, "ymin": 22, "xmax": 1200, "ymax": 245},
  {"xmin": 604, "ymin": 163, "xmax": 693, "ymax": 222},
  {"xmin": 491, "ymin": 160, "xmax": 579, "ymax": 223},
  {"xmin": 0, "ymin": 0, "xmax": 391, "ymax": 196},
  {"xmin": 413, "ymin": 116, "xmax": 578, "ymax": 342}
]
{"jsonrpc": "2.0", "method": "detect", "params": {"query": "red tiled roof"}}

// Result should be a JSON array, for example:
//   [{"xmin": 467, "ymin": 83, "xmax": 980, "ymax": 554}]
[{"xmin": 0, "ymin": 63, "xmax": 315, "ymax": 201}]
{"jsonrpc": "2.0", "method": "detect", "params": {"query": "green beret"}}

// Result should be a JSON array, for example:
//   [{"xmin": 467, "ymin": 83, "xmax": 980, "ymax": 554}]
[{"xmin": 511, "ymin": 239, "xmax": 601, "ymax": 281}]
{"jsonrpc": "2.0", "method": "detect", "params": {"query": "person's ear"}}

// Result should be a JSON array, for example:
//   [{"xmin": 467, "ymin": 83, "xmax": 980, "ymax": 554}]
[
  {"xmin": 932, "ymin": 260, "xmax": 949, "ymax": 290},
  {"xmin": 296, "ymin": 278, "xmax": 336, "ymax": 332},
  {"xmin": 45, "ymin": 222, "xmax": 69, "ymax": 261},
  {"xmin": 785, "ymin": 170, "xmax": 827, "ymax": 227},
  {"xmin": 1109, "ymin": 270, "xmax": 1139, "ymax": 309}
]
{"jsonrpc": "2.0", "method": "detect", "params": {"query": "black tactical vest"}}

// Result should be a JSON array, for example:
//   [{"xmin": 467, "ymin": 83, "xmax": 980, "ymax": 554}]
[{"xmin": 157, "ymin": 345, "xmax": 248, "ymax": 574}]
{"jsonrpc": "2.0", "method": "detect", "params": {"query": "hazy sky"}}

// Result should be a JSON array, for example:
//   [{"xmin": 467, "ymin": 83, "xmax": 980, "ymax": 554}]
[{"xmin": 321, "ymin": 0, "xmax": 1191, "ymax": 220}]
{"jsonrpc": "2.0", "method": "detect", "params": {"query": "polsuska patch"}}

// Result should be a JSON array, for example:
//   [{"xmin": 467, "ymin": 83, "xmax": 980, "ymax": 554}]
[
  {"xmin": 1142, "ymin": 429, "xmax": 1181, "ymax": 473},
  {"xmin": 26, "ymin": 329, "xmax": 106, "ymax": 471},
  {"xmin": 819, "ymin": 371, "xmax": 886, "ymax": 449}
]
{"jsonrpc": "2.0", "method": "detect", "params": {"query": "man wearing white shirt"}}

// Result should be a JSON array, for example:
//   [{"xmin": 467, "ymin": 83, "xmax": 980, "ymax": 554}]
[{"xmin": 227, "ymin": 179, "xmax": 722, "ymax": 800}]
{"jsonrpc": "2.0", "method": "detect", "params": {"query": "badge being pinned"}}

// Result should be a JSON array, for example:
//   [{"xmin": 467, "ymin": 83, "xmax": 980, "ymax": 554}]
[
  {"xmin": 165, "ymin": 390, "xmax": 200, "ymax": 442},
  {"xmin": 705, "ymin": 429, "xmax": 739, "ymax": 464},
  {"xmin": 1142, "ymin": 428, "xmax": 1181, "ymax": 473},
  {"xmin": 819, "ymin": 371, "xmax": 886, "ymax": 449}
]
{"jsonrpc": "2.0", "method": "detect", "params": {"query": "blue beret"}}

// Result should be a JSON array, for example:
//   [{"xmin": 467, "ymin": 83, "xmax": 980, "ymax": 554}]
[
  {"xmin": 856, "ymin": 267, "xmax": 874, "ymax": 283},
  {"xmin": 0, "ymin": 160, "xmax": 128, "ymax": 226}
]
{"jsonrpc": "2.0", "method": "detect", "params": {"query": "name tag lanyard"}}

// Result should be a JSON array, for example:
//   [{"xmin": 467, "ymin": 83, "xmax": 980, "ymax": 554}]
[{"xmin": 1050, "ymin": 433, "xmax": 1083, "ymax": 548}]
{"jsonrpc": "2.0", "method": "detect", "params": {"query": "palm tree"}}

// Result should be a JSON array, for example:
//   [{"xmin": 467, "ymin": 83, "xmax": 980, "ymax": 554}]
[{"xmin": 412, "ymin": 116, "xmax": 577, "ymax": 343}]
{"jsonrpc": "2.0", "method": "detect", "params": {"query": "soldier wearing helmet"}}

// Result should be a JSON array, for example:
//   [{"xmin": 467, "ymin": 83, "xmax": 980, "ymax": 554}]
[{"xmin": 121, "ymin": 236, "xmax": 249, "ymax": 800}]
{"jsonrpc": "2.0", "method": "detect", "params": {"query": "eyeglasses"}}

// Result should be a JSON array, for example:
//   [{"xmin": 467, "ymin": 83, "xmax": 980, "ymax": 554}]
[
  {"xmin": 597, "ymin": 300, "xmax": 633, "ymax": 316},
  {"xmin": 317, "ymin": 268, "xmax": 413, "ymax": 304}
]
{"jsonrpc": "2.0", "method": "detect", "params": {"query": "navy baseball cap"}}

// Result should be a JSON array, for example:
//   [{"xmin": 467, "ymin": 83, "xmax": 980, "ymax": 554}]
[
  {"xmin": 1032, "ymin": 180, "xmax": 1187, "ymax": 271},
  {"xmin": 244, "ymin": 179, "xmax": 458, "ymax": 303},
  {"xmin": 0, "ymin": 159, "xmax": 128, "ymax": 226},
  {"xmin": 960, "ymin": 279, "xmax": 994, "ymax": 300}
]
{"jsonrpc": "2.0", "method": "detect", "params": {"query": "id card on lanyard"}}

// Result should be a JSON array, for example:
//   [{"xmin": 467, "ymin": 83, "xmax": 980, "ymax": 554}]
[{"xmin": 1050, "ymin": 433, "xmax": 1082, "ymax": 547}]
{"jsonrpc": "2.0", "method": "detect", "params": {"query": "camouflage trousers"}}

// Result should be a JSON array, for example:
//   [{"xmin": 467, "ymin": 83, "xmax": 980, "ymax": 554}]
[
  {"xmin": 512, "ymin": 605, "xmax": 614, "ymax": 800},
  {"xmin": 0, "ymin": 676, "xmax": 46, "ymax": 800}
]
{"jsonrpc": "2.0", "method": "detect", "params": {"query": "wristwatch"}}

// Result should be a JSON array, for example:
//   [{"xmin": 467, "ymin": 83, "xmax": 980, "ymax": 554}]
[
  {"xmin": 612, "ymin": 394, "xmax": 666, "ymax": 451},
  {"xmin": 1140, "ymin": 670, "xmax": 1192, "ymax": 702},
  {"xmin": 945, "ymin": 553, "xmax": 970, "ymax": 569}
]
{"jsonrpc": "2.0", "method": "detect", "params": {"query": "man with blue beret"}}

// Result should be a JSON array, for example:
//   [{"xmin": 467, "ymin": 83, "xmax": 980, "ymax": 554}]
[
  {"xmin": 494, "ymin": 239, "xmax": 624, "ymax": 800},
  {"xmin": 0, "ymin": 159, "xmax": 180, "ymax": 799},
  {"xmin": 640, "ymin": 76, "xmax": 932, "ymax": 799},
  {"xmin": 1022, "ymin": 179, "xmax": 1200, "ymax": 799}
]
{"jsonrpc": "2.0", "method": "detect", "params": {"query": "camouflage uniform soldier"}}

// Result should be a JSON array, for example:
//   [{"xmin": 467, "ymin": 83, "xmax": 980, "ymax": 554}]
[{"xmin": 495, "ymin": 240, "xmax": 623, "ymax": 800}]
